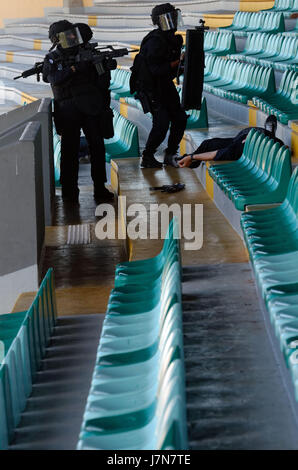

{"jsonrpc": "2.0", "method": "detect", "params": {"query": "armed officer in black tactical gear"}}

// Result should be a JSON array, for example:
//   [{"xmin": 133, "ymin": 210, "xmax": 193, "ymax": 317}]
[
  {"xmin": 43, "ymin": 20, "xmax": 114, "ymax": 203},
  {"xmin": 133, "ymin": 3, "xmax": 188, "ymax": 169}
]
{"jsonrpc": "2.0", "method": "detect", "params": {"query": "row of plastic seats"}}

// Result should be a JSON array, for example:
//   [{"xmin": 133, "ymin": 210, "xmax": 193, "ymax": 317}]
[
  {"xmin": 204, "ymin": 56, "xmax": 276, "ymax": 104},
  {"xmin": 240, "ymin": 166, "xmax": 298, "ymax": 399},
  {"xmin": 124, "ymin": 91, "xmax": 209, "ymax": 129},
  {"xmin": 204, "ymin": 31, "xmax": 236, "ymax": 56},
  {"xmin": 252, "ymin": 70, "xmax": 298, "ymax": 124},
  {"xmin": 0, "ymin": 269, "xmax": 57, "ymax": 450},
  {"xmin": 176, "ymin": 90, "xmax": 209, "ymax": 128},
  {"xmin": 229, "ymin": 33, "xmax": 298, "ymax": 72},
  {"xmin": 208, "ymin": 129, "xmax": 292, "ymax": 211},
  {"xmin": 53, "ymin": 124, "xmax": 61, "ymax": 187},
  {"xmin": 229, "ymin": 32, "xmax": 268, "ymax": 61},
  {"xmin": 221, "ymin": 12, "xmax": 285, "ymax": 36},
  {"xmin": 220, "ymin": 11, "xmax": 253, "ymax": 32},
  {"xmin": 77, "ymin": 219, "xmax": 188, "ymax": 450},
  {"xmin": 110, "ymin": 68, "xmax": 131, "ymax": 100},
  {"xmin": 264, "ymin": 0, "xmax": 298, "ymax": 17},
  {"xmin": 204, "ymin": 31, "xmax": 219, "ymax": 51},
  {"xmin": 104, "ymin": 108, "xmax": 140, "ymax": 162}
]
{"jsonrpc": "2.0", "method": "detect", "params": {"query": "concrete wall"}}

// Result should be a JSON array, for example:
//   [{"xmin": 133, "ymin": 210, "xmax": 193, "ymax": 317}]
[
  {"xmin": 0, "ymin": 99, "xmax": 54, "ymax": 226},
  {"xmin": 0, "ymin": 121, "xmax": 45, "ymax": 314}
]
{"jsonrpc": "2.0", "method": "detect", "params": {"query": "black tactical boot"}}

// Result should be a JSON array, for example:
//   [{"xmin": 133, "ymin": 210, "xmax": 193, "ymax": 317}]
[
  {"xmin": 140, "ymin": 152, "xmax": 163, "ymax": 169},
  {"xmin": 94, "ymin": 186, "xmax": 114, "ymax": 204}
]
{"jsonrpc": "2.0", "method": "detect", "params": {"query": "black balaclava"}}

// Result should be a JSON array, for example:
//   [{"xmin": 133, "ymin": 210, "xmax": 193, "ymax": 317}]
[{"xmin": 265, "ymin": 115, "xmax": 278, "ymax": 138}]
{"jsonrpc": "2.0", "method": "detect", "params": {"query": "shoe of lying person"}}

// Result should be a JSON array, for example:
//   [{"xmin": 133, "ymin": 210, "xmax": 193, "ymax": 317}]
[{"xmin": 163, "ymin": 151, "xmax": 180, "ymax": 168}]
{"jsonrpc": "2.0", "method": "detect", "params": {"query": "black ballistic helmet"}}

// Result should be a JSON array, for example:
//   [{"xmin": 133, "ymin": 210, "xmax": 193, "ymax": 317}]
[
  {"xmin": 74, "ymin": 23, "xmax": 93, "ymax": 43},
  {"xmin": 49, "ymin": 20, "xmax": 73, "ymax": 43},
  {"xmin": 151, "ymin": 3, "xmax": 179, "ymax": 30}
]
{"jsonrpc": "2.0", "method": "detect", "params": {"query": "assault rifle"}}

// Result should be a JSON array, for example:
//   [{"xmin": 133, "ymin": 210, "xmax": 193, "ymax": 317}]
[{"xmin": 14, "ymin": 44, "xmax": 138, "ymax": 81}]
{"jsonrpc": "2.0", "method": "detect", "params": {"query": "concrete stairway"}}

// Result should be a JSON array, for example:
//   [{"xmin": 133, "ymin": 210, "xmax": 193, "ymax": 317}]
[{"xmin": 0, "ymin": 0, "xmax": 236, "ymax": 113}]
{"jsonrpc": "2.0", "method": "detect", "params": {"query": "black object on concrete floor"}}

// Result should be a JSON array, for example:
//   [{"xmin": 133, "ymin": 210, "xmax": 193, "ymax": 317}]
[
  {"xmin": 183, "ymin": 263, "xmax": 298, "ymax": 450},
  {"xmin": 9, "ymin": 314, "xmax": 104, "ymax": 450}
]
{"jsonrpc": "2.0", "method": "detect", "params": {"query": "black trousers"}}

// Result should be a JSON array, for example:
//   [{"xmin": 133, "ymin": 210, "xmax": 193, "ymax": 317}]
[
  {"xmin": 144, "ymin": 98, "xmax": 188, "ymax": 157},
  {"xmin": 55, "ymin": 99, "xmax": 107, "ymax": 196}
]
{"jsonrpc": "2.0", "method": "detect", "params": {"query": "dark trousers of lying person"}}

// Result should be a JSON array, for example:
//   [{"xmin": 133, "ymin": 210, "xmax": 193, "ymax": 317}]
[{"xmin": 178, "ymin": 124, "xmax": 285, "ymax": 169}]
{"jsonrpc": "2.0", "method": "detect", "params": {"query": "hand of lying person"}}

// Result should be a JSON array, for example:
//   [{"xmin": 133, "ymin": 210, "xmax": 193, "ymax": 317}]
[{"xmin": 178, "ymin": 155, "xmax": 192, "ymax": 168}]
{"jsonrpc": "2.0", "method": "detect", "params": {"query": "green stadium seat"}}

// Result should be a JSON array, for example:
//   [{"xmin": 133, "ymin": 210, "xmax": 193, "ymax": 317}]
[
  {"xmin": 208, "ymin": 129, "xmax": 292, "ymax": 210},
  {"xmin": 231, "ymin": 12, "xmax": 285, "ymax": 37},
  {"xmin": 228, "ymin": 33, "xmax": 267, "ymax": 61},
  {"xmin": 204, "ymin": 32, "xmax": 236, "ymax": 56},
  {"xmin": 0, "ymin": 269, "xmax": 57, "ymax": 450},
  {"xmin": 204, "ymin": 58, "xmax": 276, "ymax": 104},
  {"xmin": 53, "ymin": 125, "xmax": 61, "ymax": 187},
  {"xmin": 204, "ymin": 31, "xmax": 219, "ymax": 51},
  {"xmin": 104, "ymin": 109, "xmax": 140, "ymax": 162},
  {"xmin": 176, "ymin": 91, "xmax": 208, "ymax": 128},
  {"xmin": 110, "ymin": 68, "xmax": 132, "ymax": 100},
  {"xmin": 264, "ymin": 0, "xmax": 298, "ymax": 18},
  {"xmin": 124, "ymin": 89, "xmax": 208, "ymax": 130},
  {"xmin": 240, "ymin": 167, "xmax": 298, "ymax": 398},
  {"xmin": 77, "ymin": 219, "xmax": 188, "ymax": 450},
  {"xmin": 237, "ymin": 34, "xmax": 298, "ymax": 72},
  {"xmin": 252, "ymin": 70, "xmax": 298, "ymax": 124},
  {"xmin": 220, "ymin": 11, "xmax": 252, "ymax": 32}
]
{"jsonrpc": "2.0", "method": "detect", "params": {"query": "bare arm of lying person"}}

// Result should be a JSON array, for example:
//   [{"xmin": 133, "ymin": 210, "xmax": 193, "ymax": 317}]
[{"xmin": 178, "ymin": 151, "xmax": 218, "ymax": 168}]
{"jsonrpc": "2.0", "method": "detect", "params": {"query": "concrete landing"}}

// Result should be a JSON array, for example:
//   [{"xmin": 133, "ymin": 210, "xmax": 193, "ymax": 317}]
[
  {"xmin": 8, "ymin": 314, "xmax": 104, "ymax": 450},
  {"xmin": 183, "ymin": 263, "xmax": 298, "ymax": 450},
  {"xmin": 111, "ymin": 158, "xmax": 248, "ymax": 265},
  {"xmin": 12, "ymin": 163, "xmax": 126, "ymax": 316}
]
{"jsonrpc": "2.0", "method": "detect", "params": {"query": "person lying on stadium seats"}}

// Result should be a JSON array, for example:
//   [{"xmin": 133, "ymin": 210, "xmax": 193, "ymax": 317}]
[{"xmin": 178, "ymin": 115, "xmax": 285, "ymax": 168}]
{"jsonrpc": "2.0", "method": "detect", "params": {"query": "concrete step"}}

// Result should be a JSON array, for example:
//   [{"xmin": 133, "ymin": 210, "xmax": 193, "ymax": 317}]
[
  {"xmin": 0, "ymin": 47, "xmax": 46, "ymax": 66},
  {"xmin": 91, "ymin": 0, "xmax": 219, "ymax": 14},
  {"xmin": 0, "ymin": 76, "xmax": 51, "ymax": 102},
  {"xmin": 1, "ymin": 25, "xmax": 150, "ymax": 44},
  {"xmin": 0, "ymin": 61, "xmax": 50, "ymax": 84},
  {"xmin": 46, "ymin": 11, "xmax": 204, "ymax": 28},
  {"xmin": 0, "ymin": 34, "xmax": 51, "ymax": 52}
]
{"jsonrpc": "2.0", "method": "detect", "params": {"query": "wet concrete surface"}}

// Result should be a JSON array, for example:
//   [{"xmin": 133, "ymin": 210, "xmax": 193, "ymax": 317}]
[
  {"xmin": 9, "ymin": 314, "xmax": 104, "ymax": 450},
  {"xmin": 183, "ymin": 264, "xmax": 298, "ymax": 450}
]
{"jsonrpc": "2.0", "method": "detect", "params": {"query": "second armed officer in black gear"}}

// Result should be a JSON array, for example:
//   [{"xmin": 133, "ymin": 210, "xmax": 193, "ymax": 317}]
[
  {"xmin": 132, "ymin": 3, "xmax": 188, "ymax": 169},
  {"xmin": 43, "ymin": 20, "xmax": 114, "ymax": 203}
]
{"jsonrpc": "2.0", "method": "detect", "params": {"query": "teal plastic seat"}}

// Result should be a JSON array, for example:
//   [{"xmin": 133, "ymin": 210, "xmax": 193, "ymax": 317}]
[
  {"xmin": 233, "ymin": 12, "xmax": 285, "ymax": 37},
  {"xmin": 205, "ymin": 32, "xmax": 236, "ymax": 56},
  {"xmin": 0, "ymin": 269, "xmax": 57, "ymax": 450},
  {"xmin": 219, "ymin": 11, "xmax": 252, "ymax": 32},
  {"xmin": 105, "ymin": 109, "xmax": 139, "ymax": 162},
  {"xmin": 252, "ymin": 69, "xmax": 298, "ymax": 123},
  {"xmin": 203, "ymin": 58, "xmax": 276, "ymax": 104},
  {"xmin": 208, "ymin": 130, "xmax": 291, "ymax": 210},
  {"xmin": 240, "ymin": 167, "xmax": 298, "ymax": 400},
  {"xmin": 110, "ymin": 68, "xmax": 133, "ymax": 100},
  {"xmin": 264, "ymin": 0, "xmax": 297, "ymax": 18},
  {"xmin": 77, "ymin": 219, "xmax": 187, "ymax": 450}
]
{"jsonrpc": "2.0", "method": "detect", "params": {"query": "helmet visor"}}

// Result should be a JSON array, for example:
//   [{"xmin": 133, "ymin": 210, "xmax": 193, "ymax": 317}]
[
  {"xmin": 158, "ymin": 9, "xmax": 183, "ymax": 31},
  {"xmin": 57, "ymin": 27, "xmax": 83, "ymax": 49}
]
